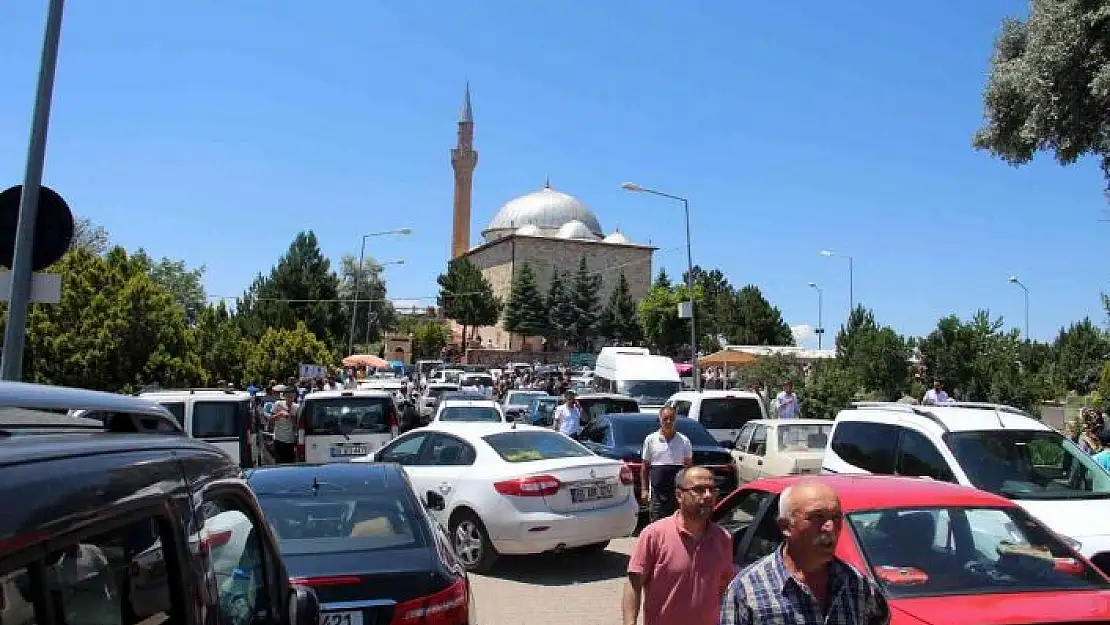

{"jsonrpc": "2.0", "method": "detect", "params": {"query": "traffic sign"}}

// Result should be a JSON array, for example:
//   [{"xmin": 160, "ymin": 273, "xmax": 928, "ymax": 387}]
[{"xmin": 0, "ymin": 184, "xmax": 74, "ymax": 271}]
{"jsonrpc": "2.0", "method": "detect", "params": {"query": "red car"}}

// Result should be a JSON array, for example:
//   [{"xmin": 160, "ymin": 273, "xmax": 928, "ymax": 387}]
[{"xmin": 713, "ymin": 475, "xmax": 1110, "ymax": 624}]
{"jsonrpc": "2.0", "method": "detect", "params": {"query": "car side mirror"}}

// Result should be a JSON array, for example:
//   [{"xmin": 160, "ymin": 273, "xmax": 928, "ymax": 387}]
[
  {"xmin": 287, "ymin": 586, "xmax": 321, "ymax": 625},
  {"xmin": 425, "ymin": 490, "xmax": 446, "ymax": 511}
]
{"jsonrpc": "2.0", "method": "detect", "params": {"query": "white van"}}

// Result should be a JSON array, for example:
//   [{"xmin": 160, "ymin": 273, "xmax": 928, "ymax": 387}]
[
  {"xmin": 663, "ymin": 390, "xmax": 768, "ymax": 446},
  {"xmin": 592, "ymin": 347, "xmax": 682, "ymax": 413},
  {"xmin": 137, "ymin": 389, "xmax": 255, "ymax": 466},
  {"xmin": 297, "ymin": 389, "xmax": 398, "ymax": 463}
]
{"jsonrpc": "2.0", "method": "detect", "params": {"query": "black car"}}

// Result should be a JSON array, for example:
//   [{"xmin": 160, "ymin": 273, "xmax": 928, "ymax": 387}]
[
  {"xmin": 0, "ymin": 380, "xmax": 320, "ymax": 625},
  {"xmin": 578, "ymin": 413, "xmax": 740, "ymax": 511},
  {"xmin": 246, "ymin": 463, "xmax": 475, "ymax": 625}
]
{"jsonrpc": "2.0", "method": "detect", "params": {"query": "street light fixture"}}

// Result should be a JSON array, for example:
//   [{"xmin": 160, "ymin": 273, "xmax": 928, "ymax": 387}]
[
  {"xmin": 348, "ymin": 229, "xmax": 412, "ymax": 355},
  {"xmin": 808, "ymin": 282, "xmax": 825, "ymax": 349},
  {"xmin": 819, "ymin": 249, "xmax": 854, "ymax": 315},
  {"xmin": 1008, "ymin": 275, "xmax": 1030, "ymax": 341},
  {"xmin": 622, "ymin": 181, "xmax": 699, "ymax": 390}
]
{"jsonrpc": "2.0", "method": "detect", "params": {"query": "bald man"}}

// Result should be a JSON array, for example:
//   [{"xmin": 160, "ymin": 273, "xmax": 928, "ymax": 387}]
[{"xmin": 719, "ymin": 480, "xmax": 889, "ymax": 625}]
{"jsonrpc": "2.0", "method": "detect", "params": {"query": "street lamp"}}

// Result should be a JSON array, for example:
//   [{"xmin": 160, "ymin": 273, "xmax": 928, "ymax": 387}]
[
  {"xmin": 819, "ymin": 249, "xmax": 854, "ymax": 315},
  {"xmin": 348, "ymin": 228, "xmax": 411, "ymax": 355},
  {"xmin": 363, "ymin": 259, "xmax": 405, "ymax": 348},
  {"xmin": 808, "ymin": 282, "xmax": 824, "ymax": 349},
  {"xmin": 1008, "ymin": 275, "xmax": 1030, "ymax": 341},
  {"xmin": 622, "ymin": 181, "xmax": 700, "ymax": 390}
]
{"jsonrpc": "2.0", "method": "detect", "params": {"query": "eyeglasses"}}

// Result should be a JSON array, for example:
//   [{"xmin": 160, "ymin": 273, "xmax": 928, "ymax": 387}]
[{"xmin": 677, "ymin": 485, "xmax": 716, "ymax": 495}]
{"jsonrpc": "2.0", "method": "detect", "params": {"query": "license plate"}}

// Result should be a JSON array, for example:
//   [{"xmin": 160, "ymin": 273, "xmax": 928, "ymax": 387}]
[
  {"xmin": 320, "ymin": 612, "xmax": 362, "ymax": 625},
  {"xmin": 571, "ymin": 483, "xmax": 615, "ymax": 503},
  {"xmin": 330, "ymin": 445, "xmax": 368, "ymax": 457}
]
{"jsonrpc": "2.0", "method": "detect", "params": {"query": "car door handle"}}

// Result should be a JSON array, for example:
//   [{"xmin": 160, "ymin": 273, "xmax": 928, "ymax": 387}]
[
  {"xmin": 438, "ymin": 483, "xmax": 452, "ymax": 494},
  {"xmin": 756, "ymin": 459, "xmax": 763, "ymax": 466}
]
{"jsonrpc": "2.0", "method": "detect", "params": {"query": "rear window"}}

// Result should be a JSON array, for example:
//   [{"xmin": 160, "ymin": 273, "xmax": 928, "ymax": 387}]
[
  {"xmin": 304, "ymin": 398, "xmax": 392, "ymax": 436},
  {"xmin": 461, "ymin": 375, "xmax": 494, "ymax": 387},
  {"xmin": 507, "ymin": 392, "xmax": 547, "ymax": 406},
  {"xmin": 483, "ymin": 431, "xmax": 594, "ymax": 463},
  {"xmin": 615, "ymin": 419, "xmax": 719, "ymax": 447},
  {"xmin": 190, "ymin": 400, "xmax": 245, "ymax": 438},
  {"xmin": 427, "ymin": 387, "xmax": 457, "ymax": 398},
  {"xmin": 579, "ymin": 398, "xmax": 640, "ymax": 421},
  {"xmin": 256, "ymin": 492, "xmax": 423, "ymax": 554},
  {"xmin": 699, "ymin": 397, "xmax": 764, "ymax": 429},
  {"xmin": 779, "ymin": 424, "xmax": 832, "ymax": 450},
  {"xmin": 438, "ymin": 406, "xmax": 502, "ymax": 422}
]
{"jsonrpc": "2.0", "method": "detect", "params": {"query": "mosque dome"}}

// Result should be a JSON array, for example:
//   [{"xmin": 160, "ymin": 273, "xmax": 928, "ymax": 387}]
[
  {"xmin": 602, "ymin": 230, "xmax": 632, "ymax": 244},
  {"xmin": 482, "ymin": 182, "xmax": 603, "ymax": 242},
  {"xmin": 556, "ymin": 220, "xmax": 598, "ymax": 240},
  {"xmin": 515, "ymin": 224, "xmax": 541, "ymax": 236}
]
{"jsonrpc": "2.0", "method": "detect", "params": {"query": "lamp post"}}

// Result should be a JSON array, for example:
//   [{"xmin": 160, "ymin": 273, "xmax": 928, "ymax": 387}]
[
  {"xmin": 363, "ymin": 259, "xmax": 405, "ymax": 349},
  {"xmin": 1008, "ymin": 275, "xmax": 1030, "ymax": 341},
  {"xmin": 348, "ymin": 228, "xmax": 411, "ymax": 355},
  {"xmin": 819, "ymin": 249, "xmax": 854, "ymax": 316},
  {"xmin": 808, "ymin": 282, "xmax": 824, "ymax": 349},
  {"xmin": 622, "ymin": 181, "xmax": 699, "ymax": 390}
]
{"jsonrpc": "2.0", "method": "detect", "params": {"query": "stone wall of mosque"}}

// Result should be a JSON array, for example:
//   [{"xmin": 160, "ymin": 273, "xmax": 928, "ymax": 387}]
[{"xmin": 458, "ymin": 235, "xmax": 654, "ymax": 349}]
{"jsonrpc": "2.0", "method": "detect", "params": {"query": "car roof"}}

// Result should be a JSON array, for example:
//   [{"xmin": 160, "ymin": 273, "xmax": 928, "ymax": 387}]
[
  {"xmin": 2, "ymin": 381, "xmax": 180, "ymax": 420},
  {"xmin": 838, "ymin": 402, "xmax": 1051, "ymax": 435},
  {"xmin": 507, "ymin": 389, "xmax": 547, "ymax": 394},
  {"xmin": 671, "ymin": 390, "xmax": 763, "ymax": 400},
  {"xmin": 575, "ymin": 393, "xmax": 636, "ymax": 401},
  {"xmin": 740, "ymin": 474, "xmax": 1015, "ymax": 510},
  {"xmin": 421, "ymin": 421, "xmax": 549, "ymax": 438},
  {"xmin": 139, "ymin": 389, "xmax": 251, "ymax": 400},
  {"xmin": 439, "ymin": 399, "xmax": 499, "ymax": 408},
  {"xmin": 601, "ymin": 413, "xmax": 662, "ymax": 424},
  {"xmin": 302, "ymin": 389, "xmax": 393, "ymax": 399},
  {"xmin": 0, "ymin": 432, "xmax": 226, "ymax": 466},
  {"xmin": 246, "ymin": 462, "xmax": 408, "ymax": 495},
  {"xmin": 746, "ymin": 418, "xmax": 831, "ymax": 427}
]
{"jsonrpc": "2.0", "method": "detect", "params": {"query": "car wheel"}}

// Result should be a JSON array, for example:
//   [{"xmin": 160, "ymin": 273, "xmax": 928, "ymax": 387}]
[
  {"xmin": 576, "ymin": 540, "xmax": 610, "ymax": 553},
  {"xmin": 449, "ymin": 511, "xmax": 498, "ymax": 574}
]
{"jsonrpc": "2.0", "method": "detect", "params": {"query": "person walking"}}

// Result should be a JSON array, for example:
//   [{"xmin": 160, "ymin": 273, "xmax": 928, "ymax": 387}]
[
  {"xmin": 640, "ymin": 406, "xmax": 693, "ymax": 522},
  {"xmin": 622, "ymin": 466, "xmax": 734, "ymax": 625},
  {"xmin": 773, "ymin": 380, "xmax": 799, "ymax": 419},
  {"xmin": 552, "ymin": 389, "xmax": 583, "ymax": 439},
  {"xmin": 270, "ymin": 385, "xmax": 299, "ymax": 464},
  {"xmin": 719, "ymin": 480, "xmax": 889, "ymax": 625}
]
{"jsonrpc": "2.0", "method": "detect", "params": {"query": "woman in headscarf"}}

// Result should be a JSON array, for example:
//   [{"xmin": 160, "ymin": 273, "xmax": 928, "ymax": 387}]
[{"xmin": 1077, "ymin": 408, "xmax": 1103, "ymax": 455}]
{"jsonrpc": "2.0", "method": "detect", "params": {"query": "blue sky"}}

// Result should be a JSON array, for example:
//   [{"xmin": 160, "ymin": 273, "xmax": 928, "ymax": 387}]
[{"xmin": 2, "ymin": 1, "xmax": 1106, "ymax": 347}]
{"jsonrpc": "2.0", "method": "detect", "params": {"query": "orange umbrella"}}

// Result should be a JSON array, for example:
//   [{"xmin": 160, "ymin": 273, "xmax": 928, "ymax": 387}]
[
  {"xmin": 698, "ymin": 349, "xmax": 756, "ymax": 367},
  {"xmin": 342, "ymin": 354, "xmax": 390, "ymax": 368}
]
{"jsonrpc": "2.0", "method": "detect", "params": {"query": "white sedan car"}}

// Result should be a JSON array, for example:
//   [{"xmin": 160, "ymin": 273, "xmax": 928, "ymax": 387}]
[
  {"xmin": 433, "ymin": 398, "xmax": 506, "ymax": 423},
  {"xmin": 353, "ymin": 422, "xmax": 638, "ymax": 572}
]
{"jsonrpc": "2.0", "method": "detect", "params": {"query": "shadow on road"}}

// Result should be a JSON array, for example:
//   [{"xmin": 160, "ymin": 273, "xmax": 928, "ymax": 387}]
[{"xmin": 486, "ymin": 547, "xmax": 631, "ymax": 586}]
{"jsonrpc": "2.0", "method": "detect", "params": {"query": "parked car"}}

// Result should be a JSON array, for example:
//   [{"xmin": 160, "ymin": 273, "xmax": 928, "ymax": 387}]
[
  {"xmin": 822, "ymin": 401, "xmax": 1110, "ymax": 571},
  {"xmin": 433, "ymin": 399, "xmax": 506, "ymax": 423},
  {"xmin": 297, "ymin": 390, "xmax": 399, "ymax": 463},
  {"xmin": 0, "ymin": 380, "xmax": 321, "ymax": 625},
  {"xmin": 714, "ymin": 474, "xmax": 1110, "ymax": 625},
  {"xmin": 526, "ymin": 395, "xmax": 560, "ymax": 427},
  {"xmin": 247, "ymin": 462, "xmax": 475, "ymax": 625},
  {"xmin": 731, "ymin": 418, "xmax": 831, "ymax": 481},
  {"xmin": 420, "ymin": 384, "xmax": 460, "ymax": 418},
  {"xmin": 578, "ymin": 413, "xmax": 738, "ymax": 513},
  {"xmin": 573, "ymin": 393, "xmax": 641, "ymax": 426},
  {"xmin": 501, "ymin": 390, "xmax": 550, "ymax": 421},
  {"xmin": 663, "ymin": 390, "xmax": 767, "ymax": 446},
  {"xmin": 353, "ymin": 422, "xmax": 638, "ymax": 573}
]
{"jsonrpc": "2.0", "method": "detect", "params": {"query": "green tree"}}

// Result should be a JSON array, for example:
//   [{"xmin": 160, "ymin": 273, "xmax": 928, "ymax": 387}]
[
  {"xmin": 71, "ymin": 216, "xmax": 110, "ymax": 255},
  {"xmin": 133, "ymin": 249, "xmax": 207, "ymax": 324},
  {"xmin": 637, "ymin": 282, "xmax": 703, "ymax": 356},
  {"xmin": 436, "ymin": 257, "xmax": 501, "ymax": 347},
  {"xmin": 237, "ymin": 231, "xmax": 345, "ymax": 348},
  {"xmin": 244, "ymin": 322, "xmax": 334, "ymax": 384},
  {"xmin": 565, "ymin": 256, "xmax": 602, "ymax": 350},
  {"xmin": 684, "ymin": 266, "xmax": 733, "ymax": 351},
  {"xmin": 1054, "ymin": 318, "xmax": 1110, "ymax": 394},
  {"xmin": 502, "ymin": 263, "xmax": 549, "ymax": 338},
  {"xmin": 974, "ymin": 0, "xmax": 1110, "ymax": 195},
  {"xmin": 802, "ymin": 361, "xmax": 863, "ymax": 419},
  {"xmin": 411, "ymin": 320, "xmax": 451, "ymax": 361},
  {"xmin": 2, "ymin": 247, "xmax": 203, "ymax": 391},
  {"xmin": 191, "ymin": 301, "xmax": 249, "ymax": 385},
  {"xmin": 836, "ymin": 305, "xmax": 910, "ymax": 400},
  {"xmin": 338, "ymin": 254, "xmax": 396, "ymax": 350},
  {"xmin": 725, "ymin": 285, "xmax": 794, "ymax": 346},
  {"xmin": 600, "ymin": 272, "xmax": 641, "ymax": 344},
  {"xmin": 546, "ymin": 268, "xmax": 576, "ymax": 346}
]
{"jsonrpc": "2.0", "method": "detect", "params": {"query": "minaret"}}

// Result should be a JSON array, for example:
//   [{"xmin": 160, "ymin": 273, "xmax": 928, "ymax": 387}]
[{"xmin": 450, "ymin": 83, "xmax": 478, "ymax": 259}]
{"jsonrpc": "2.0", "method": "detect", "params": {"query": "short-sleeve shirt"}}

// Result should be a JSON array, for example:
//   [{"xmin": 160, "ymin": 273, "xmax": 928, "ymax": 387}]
[
  {"xmin": 627, "ymin": 513, "xmax": 734, "ymax": 625},
  {"xmin": 642, "ymin": 431, "xmax": 693, "ymax": 491}
]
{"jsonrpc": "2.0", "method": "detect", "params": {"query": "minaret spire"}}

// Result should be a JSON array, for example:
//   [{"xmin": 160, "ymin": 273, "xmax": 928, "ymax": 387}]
[{"xmin": 450, "ymin": 84, "xmax": 478, "ymax": 259}]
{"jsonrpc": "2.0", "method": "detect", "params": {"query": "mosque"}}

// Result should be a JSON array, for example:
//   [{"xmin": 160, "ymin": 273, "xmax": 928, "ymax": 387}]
[{"xmin": 448, "ymin": 85, "xmax": 656, "ymax": 350}]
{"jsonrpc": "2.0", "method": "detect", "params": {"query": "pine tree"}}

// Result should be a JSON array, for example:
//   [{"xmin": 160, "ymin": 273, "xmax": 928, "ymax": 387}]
[
  {"xmin": 547, "ymin": 268, "xmax": 576, "ymax": 346},
  {"xmin": 566, "ymin": 255, "xmax": 602, "ymax": 350},
  {"xmin": 503, "ymin": 263, "xmax": 549, "ymax": 338},
  {"xmin": 600, "ymin": 272, "xmax": 641, "ymax": 344},
  {"xmin": 436, "ymin": 258, "xmax": 501, "ymax": 347}
]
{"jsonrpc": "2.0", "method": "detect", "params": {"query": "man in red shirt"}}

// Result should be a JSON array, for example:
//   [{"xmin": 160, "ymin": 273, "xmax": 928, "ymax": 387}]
[{"xmin": 622, "ymin": 466, "xmax": 734, "ymax": 625}]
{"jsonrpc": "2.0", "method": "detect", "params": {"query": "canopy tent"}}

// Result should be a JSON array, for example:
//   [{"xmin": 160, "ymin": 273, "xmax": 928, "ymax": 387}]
[
  {"xmin": 697, "ymin": 349, "xmax": 757, "ymax": 367},
  {"xmin": 342, "ymin": 354, "xmax": 390, "ymax": 368}
]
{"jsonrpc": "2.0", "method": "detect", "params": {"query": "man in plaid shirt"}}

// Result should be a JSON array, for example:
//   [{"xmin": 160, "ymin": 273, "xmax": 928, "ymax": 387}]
[{"xmin": 718, "ymin": 481, "xmax": 889, "ymax": 625}]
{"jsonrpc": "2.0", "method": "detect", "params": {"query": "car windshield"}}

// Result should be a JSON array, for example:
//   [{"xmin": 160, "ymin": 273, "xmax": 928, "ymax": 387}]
[
  {"xmin": 616, "ymin": 380, "xmax": 681, "ymax": 407},
  {"xmin": 461, "ymin": 376, "xmax": 493, "ymax": 387},
  {"xmin": 946, "ymin": 430, "xmax": 1110, "ymax": 500},
  {"xmin": 508, "ymin": 392, "xmax": 546, "ymax": 405},
  {"xmin": 256, "ymin": 492, "xmax": 423, "ymax": 555},
  {"xmin": 438, "ymin": 406, "xmax": 502, "ymax": 422},
  {"xmin": 615, "ymin": 419, "xmax": 720, "ymax": 447},
  {"xmin": 848, "ymin": 506, "xmax": 1109, "ymax": 598},
  {"xmin": 426, "ymin": 386, "xmax": 458, "ymax": 398},
  {"xmin": 578, "ymin": 398, "xmax": 640, "ymax": 422},
  {"xmin": 699, "ymin": 397, "xmax": 764, "ymax": 429},
  {"xmin": 483, "ymin": 430, "xmax": 594, "ymax": 462},
  {"xmin": 304, "ymin": 398, "xmax": 391, "ymax": 435},
  {"xmin": 778, "ymin": 424, "xmax": 831, "ymax": 451}
]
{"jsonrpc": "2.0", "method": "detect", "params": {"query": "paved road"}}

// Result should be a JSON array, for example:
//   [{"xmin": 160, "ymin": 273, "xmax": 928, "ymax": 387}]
[{"xmin": 469, "ymin": 537, "xmax": 634, "ymax": 625}]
